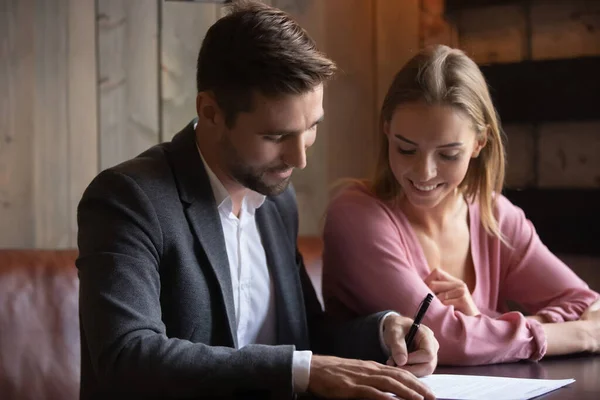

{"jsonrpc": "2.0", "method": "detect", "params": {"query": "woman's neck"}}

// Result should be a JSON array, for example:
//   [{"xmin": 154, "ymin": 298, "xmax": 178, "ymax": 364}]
[{"xmin": 400, "ymin": 189, "xmax": 467, "ymax": 235}]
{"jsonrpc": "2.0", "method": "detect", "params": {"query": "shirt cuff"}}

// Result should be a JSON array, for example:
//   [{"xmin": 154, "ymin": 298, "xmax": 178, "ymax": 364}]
[
  {"xmin": 526, "ymin": 317, "xmax": 548, "ymax": 361},
  {"xmin": 292, "ymin": 350, "xmax": 312, "ymax": 393},
  {"xmin": 379, "ymin": 311, "xmax": 400, "ymax": 357}
]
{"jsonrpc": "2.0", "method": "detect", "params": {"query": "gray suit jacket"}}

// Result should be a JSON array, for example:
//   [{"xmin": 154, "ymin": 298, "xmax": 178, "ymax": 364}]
[{"xmin": 77, "ymin": 121, "xmax": 389, "ymax": 400}]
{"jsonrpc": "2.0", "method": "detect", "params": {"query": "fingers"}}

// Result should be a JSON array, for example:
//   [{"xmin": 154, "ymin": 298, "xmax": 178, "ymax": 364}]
[
  {"xmin": 438, "ymin": 286, "xmax": 466, "ymax": 301},
  {"xmin": 423, "ymin": 268, "xmax": 442, "ymax": 285},
  {"xmin": 365, "ymin": 370, "xmax": 435, "ymax": 400},
  {"xmin": 442, "ymin": 297, "xmax": 480, "ymax": 316},
  {"xmin": 407, "ymin": 348, "xmax": 435, "ymax": 365},
  {"xmin": 441, "ymin": 297, "xmax": 463, "ymax": 308},
  {"xmin": 390, "ymin": 338, "xmax": 409, "ymax": 366},
  {"xmin": 351, "ymin": 385, "xmax": 397, "ymax": 400},
  {"xmin": 400, "ymin": 361, "xmax": 437, "ymax": 378},
  {"xmin": 428, "ymin": 280, "xmax": 458, "ymax": 293},
  {"xmin": 407, "ymin": 326, "xmax": 438, "ymax": 364},
  {"xmin": 434, "ymin": 268, "xmax": 459, "ymax": 281}
]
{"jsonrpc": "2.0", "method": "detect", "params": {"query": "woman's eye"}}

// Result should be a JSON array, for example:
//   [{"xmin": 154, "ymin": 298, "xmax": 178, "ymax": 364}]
[
  {"xmin": 397, "ymin": 147, "xmax": 416, "ymax": 155},
  {"xmin": 440, "ymin": 152, "xmax": 460, "ymax": 161}
]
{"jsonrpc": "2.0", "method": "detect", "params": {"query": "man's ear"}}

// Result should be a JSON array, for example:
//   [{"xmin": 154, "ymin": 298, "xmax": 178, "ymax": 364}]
[
  {"xmin": 472, "ymin": 127, "xmax": 489, "ymax": 158},
  {"xmin": 196, "ymin": 91, "xmax": 224, "ymax": 128}
]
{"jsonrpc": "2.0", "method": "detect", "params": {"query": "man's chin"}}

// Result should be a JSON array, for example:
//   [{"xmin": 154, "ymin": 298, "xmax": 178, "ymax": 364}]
[{"xmin": 257, "ymin": 177, "xmax": 291, "ymax": 196}]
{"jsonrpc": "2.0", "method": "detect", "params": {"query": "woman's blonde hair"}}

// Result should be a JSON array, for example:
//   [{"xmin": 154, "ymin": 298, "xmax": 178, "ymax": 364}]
[{"xmin": 372, "ymin": 44, "xmax": 506, "ymax": 239}]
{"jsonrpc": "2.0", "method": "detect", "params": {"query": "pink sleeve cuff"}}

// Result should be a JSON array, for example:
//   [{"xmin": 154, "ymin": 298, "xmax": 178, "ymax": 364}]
[
  {"xmin": 536, "ymin": 309, "xmax": 563, "ymax": 324},
  {"xmin": 526, "ymin": 318, "xmax": 547, "ymax": 361}
]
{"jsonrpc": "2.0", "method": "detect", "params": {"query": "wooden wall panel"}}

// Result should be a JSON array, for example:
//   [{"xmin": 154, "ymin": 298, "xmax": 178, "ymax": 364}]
[
  {"xmin": 68, "ymin": 0, "xmax": 98, "ymax": 246},
  {"xmin": 457, "ymin": 4, "xmax": 527, "ymax": 64},
  {"xmin": 161, "ymin": 1, "xmax": 220, "ymax": 140},
  {"xmin": 98, "ymin": 0, "xmax": 160, "ymax": 171},
  {"xmin": 0, "ymin": 0, "xmax": 35, "ymax": 247},
  {"xmin": 532, "ymin": 0, "xmax": 600, "ymax": 61},
  {"xmin": 33, "ymin": 0, "xmax": 71, "ymax": 248}
]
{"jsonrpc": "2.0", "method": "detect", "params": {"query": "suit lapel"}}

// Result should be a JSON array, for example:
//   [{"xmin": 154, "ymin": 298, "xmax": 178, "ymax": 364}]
[
  {"xmin": 256, "ymin": 201, "xmax": 309, "ymax": 350},
  {"xmin": 168, "ymin": 122, "xmax": 238, "ymax": 348}
]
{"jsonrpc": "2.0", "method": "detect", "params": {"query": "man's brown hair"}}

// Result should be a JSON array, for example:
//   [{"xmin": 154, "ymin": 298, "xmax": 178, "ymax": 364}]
[{"xmin": 196, "ymin": 0, "xmax": 336, "ymax": 127}]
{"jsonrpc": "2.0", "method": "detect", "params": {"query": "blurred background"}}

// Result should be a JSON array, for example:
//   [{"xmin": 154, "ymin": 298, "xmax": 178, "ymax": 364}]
[{"xmin": 1, "ymin": 0, "xmax": 599, "ymax": 273}]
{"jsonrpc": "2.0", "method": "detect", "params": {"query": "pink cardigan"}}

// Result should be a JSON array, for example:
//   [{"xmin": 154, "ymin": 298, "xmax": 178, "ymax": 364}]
[{"xmin": 322, "ymin": 185, "xmax": 599, "ymax": 365}]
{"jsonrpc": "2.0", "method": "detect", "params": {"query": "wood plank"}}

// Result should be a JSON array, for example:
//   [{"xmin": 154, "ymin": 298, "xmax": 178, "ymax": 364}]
[
  {"xmin": 532, "ymin": 0, "xmax": 600, "ymax": 60},
  {"xmin": 0, "ymin": 0, "xmax": 35, "ymax": 247},
  {"xmin": 161, "ymin": 0, "xmax": 219, "ymax": 140},
  {"xmin": 98, "ymin": 0, "xmax": 160, "ymax": 170},
  {"xmin": 456, "ymin": 4, "xmax": 527, "ymax": 64},
  {"xmin": 33, "ymin": 0, "xmax": 71, "ymax": 248},
  {"xmin": 68, "ymin": 0, "xmax": 98, "ymax": 247}
]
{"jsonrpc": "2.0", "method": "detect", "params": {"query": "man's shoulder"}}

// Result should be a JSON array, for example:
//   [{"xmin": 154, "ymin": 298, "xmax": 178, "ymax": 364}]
[
  {"xmin": 81, "ymin": 141, "xmax": 179, "ymax": 210},
  {"xmin": 107, "ymin": 142, "xmax": 173, "ymax": 185}
]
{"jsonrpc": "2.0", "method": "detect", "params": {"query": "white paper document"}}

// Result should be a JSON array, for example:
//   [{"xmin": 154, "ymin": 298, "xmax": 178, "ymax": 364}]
[{"xmin": 417, "ymin": 374, "xmax": 575, "ymax": 400}]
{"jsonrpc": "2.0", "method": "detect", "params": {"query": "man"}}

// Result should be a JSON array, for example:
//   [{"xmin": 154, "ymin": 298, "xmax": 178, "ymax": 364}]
[{"xmin": 77, "ymin": 2, "xmax": 438, "ymax": 399}]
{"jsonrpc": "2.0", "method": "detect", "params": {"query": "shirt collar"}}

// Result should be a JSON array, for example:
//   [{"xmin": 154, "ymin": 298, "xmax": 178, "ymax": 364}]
[{"xmin": 194, "ymin": 123, "xmax": 266, "ymax": 215}]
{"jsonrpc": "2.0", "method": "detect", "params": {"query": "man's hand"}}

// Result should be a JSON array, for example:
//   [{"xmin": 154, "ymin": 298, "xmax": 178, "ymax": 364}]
[
  {"xmin": 425, "ymin": 268, "xmax": 480, "ymax": 316},
  {"xmin": 382, "ymin": 314, "xmax": 438, "ymax": 377},
  {"xmin": 308, "ymin": 355, "xmax": 435, "ymax": 400}
]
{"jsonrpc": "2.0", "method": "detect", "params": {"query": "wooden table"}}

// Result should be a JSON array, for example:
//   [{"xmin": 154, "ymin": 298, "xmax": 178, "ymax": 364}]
[{"xmin": 435, "ymin": 353, "xmax": 600, "ymax": 399}]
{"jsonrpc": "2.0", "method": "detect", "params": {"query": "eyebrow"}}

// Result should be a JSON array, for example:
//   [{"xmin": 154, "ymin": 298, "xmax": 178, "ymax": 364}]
[
  {"xmin": 260, "ymin": 114, "xmax": 325, "ymax": 136},
  {"xmin": 394, "ymin": 134, "xmax": 463, "ymax": 148}
]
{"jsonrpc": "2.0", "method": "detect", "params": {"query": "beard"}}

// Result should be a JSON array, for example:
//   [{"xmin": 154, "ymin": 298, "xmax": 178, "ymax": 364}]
[{"xmin": 219, "ymin": 134, "xmax": 292, "ymax": 196}]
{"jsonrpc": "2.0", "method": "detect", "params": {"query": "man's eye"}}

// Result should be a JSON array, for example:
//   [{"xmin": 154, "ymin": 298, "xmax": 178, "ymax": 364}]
[{"xmin": 265, "ymin": 135, "xmax": 284, "ymax": 142}]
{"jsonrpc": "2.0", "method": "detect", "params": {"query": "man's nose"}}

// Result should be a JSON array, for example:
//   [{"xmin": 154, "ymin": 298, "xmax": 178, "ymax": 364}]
[{"xmin": 283, "ymin": 136, "xmax": 307, "ymax": 170}]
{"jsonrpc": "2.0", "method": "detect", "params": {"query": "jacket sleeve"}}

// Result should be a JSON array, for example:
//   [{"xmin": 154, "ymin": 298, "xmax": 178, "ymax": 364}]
[
  {"xmin": 77, "ymin": 169, "xmax": 295, "ymax": 398},
  {"xmin": 277, "ymin": 185, "xmax": 390, "ymax": 364}
]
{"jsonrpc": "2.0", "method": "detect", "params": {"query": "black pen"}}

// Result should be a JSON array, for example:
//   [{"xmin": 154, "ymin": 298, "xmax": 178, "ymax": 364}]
[{"xmin": 405, "ymin": 293, "xmax": 434, "ymax": 352}]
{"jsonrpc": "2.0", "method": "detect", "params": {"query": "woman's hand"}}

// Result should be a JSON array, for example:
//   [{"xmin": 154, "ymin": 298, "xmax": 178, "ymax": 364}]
[
  {"xmin": 581, "ymin": 299, "xmax": 600, "ymax": 322},
  {"xmin": 425, "ymin": 268, "xmax": 480, "ymax": 316},
  {"xmin": 580, "ymin": 299, "xmax": 600, "ymax": 353}
]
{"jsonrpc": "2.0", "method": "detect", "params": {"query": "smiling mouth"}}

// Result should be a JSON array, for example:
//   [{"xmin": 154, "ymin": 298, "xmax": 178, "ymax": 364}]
[
  {"xmin": 267, "ymin": 169, "xmax": 293, "ymax": 178},
  {"xmin": 409, "ymin": 180, "xmax": 443, "ymax": 192}
]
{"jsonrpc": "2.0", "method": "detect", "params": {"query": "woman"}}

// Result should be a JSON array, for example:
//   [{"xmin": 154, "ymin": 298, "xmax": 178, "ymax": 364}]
[{"xmin": 322, "ymin": 45, "xmax": 600, "ymax": 365}]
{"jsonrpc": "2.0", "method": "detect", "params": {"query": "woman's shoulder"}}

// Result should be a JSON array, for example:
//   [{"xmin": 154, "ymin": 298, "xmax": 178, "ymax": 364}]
[
  {"xmin": 326, "ymin": 180, "xmax": 402, "ymax": 225},
  {"xmin": 493, "ymin": 193, "xmax": 528, "ymax": 226},
  {"xmin": 470, "ymin": 192, "xmax": 529, "ymax": 241},
  {"xmin": 329, "ymin": 180, "xmax": 392, "ymax": 212}
]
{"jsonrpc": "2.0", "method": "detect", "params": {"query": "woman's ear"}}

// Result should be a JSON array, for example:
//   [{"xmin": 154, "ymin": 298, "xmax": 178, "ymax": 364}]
[
  {"xmin": 472, "ymin": 126, "xmax": 489, "ymax": 158},
  {"xmin": 383, "ymin": 121, "xmax": 390, "ymax": 137}
]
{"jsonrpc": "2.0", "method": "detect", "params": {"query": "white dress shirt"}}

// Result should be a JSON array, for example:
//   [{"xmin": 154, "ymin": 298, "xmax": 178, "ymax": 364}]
[{"xmin": 196, "ymin": 142, "xmax": 311, "ymax": 392}]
